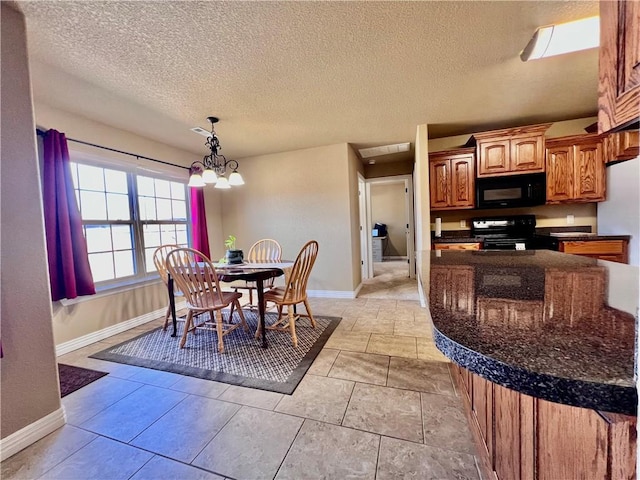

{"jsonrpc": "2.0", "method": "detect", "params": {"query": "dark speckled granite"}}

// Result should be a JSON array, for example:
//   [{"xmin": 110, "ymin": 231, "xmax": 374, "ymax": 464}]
[{"xmin": 426, "ymin": 250, "xmax": 638, "ymax": 415}]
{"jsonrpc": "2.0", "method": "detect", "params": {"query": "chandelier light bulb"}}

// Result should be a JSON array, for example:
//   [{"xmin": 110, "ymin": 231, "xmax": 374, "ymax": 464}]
[
  {"xmin": 214, "ymin": 176, "xmax": 231, "ymax": 189},
  {"xmin": 188, "ymin": 172, "xmax": 205, "ymax": 188},
  {"xmin": 202, "ymin": 168, "xmax": 218, "ymax": 184},
  {"xmin": 228, "ymin": 171, "xmax": 245, "ymax": 186}
]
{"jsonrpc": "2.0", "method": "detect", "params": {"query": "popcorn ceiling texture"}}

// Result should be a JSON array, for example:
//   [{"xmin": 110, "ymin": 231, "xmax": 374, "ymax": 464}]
[{"xmin": 16, "ymin": 1, "xmax": 598, "ymax": 163}]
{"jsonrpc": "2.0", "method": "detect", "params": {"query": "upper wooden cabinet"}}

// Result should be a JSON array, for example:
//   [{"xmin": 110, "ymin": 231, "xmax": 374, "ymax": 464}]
[
  {"xmin": 472, "ymin": 124, "xmax": 550, "ymax": 178},
  {"xmin": 598, "ymin": 0, "xmax": 640, "ymax": 133},
  {"xmin": 603, "ymin": 130, "xmax": 639, "ymax": 164},
  {"xmin": 429, "ymin": 147, "xmax": 475, "ymax": 211},
  {"xmin": 546, "ymin": 134, "xmax": 606, "ymax": 204}
]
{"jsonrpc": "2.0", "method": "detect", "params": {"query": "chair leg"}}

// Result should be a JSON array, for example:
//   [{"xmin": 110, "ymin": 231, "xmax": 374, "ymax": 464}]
[
  {"xmin": 214, "ymin": 310, "xmax": 225, "ymax": 353},
  {"xmin": 288, "ymin": 305, "xmax": 298, "ymax": 347},
  {"xmin": 249, "ymin": 288, "xmax": 253, "ymax": 307},
  {"xmin": 303, "ymin": 299, "xmax": 316, "ymax": 328},
  {"xmin": 163, "ymin": 303, "xmax": 171, "ymax": 331},
  {"xmin": 180, "ymin": 311, "xmax": 193, "ymax": 348},
  {"xmin": 229, "ymin": 301, "xmax": 235, "ymax": 323},
  {"xmin": 235, "ymin": 300, "xmax": 249, "ymax": 332}
]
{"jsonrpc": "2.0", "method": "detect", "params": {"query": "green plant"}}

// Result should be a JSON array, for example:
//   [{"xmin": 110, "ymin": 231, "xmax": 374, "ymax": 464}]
[{"xmin": 224, "ymin": 235, "xmax": 237, "ymax": 250}]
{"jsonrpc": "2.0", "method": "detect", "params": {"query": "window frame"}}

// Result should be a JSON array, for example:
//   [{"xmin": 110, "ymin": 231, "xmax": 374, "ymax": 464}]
[{"xmin": 68, "ymin": 154, "xmax": 191, "ymax": 291}]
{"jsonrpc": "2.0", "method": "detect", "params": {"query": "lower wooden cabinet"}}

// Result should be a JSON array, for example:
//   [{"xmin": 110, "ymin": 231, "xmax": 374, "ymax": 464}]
[
  {"xmin": 559, "ymin": 239, "xmax": 629, "ymax": 264},
  {"xmin": 452, "ymin": 365, "xmax": 637, "ymax": 480},
  {"xmin": 433, "ymin": 242, "xmax": 481, "ymax": 250}
]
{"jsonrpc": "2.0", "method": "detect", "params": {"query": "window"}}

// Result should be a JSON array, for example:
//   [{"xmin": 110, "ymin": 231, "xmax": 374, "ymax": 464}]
[{"xmin": 69, "ymin": 161, "xmax": 189, "ymax": 286}]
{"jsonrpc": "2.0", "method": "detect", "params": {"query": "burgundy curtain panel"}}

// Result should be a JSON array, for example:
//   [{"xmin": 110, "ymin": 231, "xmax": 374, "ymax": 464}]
[
  {"xmin": 42, "ymin": 129, "xmax": 96, "ymax": 301},
  {"xmin": 190, "ymin": 187, "xmax": 211, "ymax": 258}
]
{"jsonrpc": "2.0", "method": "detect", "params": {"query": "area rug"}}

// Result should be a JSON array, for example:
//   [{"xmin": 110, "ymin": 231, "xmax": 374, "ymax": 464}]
[
  {"xmin": 90, "ymin": 310, "xmax": 340, "ymax": 394},
  {"xmin": 58, "ymin": 363, "xmax": 108, "ymax": 397}
]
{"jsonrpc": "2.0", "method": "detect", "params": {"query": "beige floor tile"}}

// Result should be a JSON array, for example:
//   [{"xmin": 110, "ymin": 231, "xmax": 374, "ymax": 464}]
[
  {"xmin": 324, "ymin": 331, "xmax": 371, "ymax": 352},
  {"xmin": 377, "ymin": 436, "xmax": 479, "ymax": 480},
  {"xmin": 417, "ymin": 338, "xmax": 451, "ymax": 362},
  {"xmin": 366, "ymin": 334, "xmax": 417, "ymax": 358},
  {"xmin": 393, "ymin": 321, "xmax": 433, "ymax": 338},
  {"xmin": 387, "ymin": 357, "xmax": 456, "ymax": 396},
  {"xmin": 307, "ymin": 348, "xmax": 340, "ymax": 376},
  {"xmin": 343, "ymin": 383, "xmax": 423, "ymax": 442},
  {"xmin": 218, "ymin": 384, "xmax": 284, "ymax": 410},
  {"xmin": 275, "ymin": 374, "xmax": 354, "ymax": 424},
  {"xmin": 276, "ymin": 419, "xmax": 379, "ymax": 480},
  {"xmin": 39, "ymin": 436, "xmax": 153, "ymax": 480},
  {"xmin": 351, "ymin": 318, "xmax": 395, "ymax": 334},
  {"xmin": 328, "ymin": 351, "xmax": 389, "ymax": 385},
  {"xmin": 194, "ymin": 406, "xmax": 303, "ymax": 480},
  {"xmin": 130, "ymin": 455, "xmax": 224, "ymax": 480},
  {"xmin": 422, "ymin": 392, "xmax": 477, "ymax": 455},
  {"xmin": 131, "ymin": 395, "xmax": 241, "ymax": 462},
  {"xmin": 168, "ymin": 375, "xmax": 231, "ymax": 398},
  {"xmin": 1, "ymin": 426, "xmax": 96, "ymax": 480},
  {"xmin": 333, "ymin": 317, "xmax": 356, "ymax": 332}
]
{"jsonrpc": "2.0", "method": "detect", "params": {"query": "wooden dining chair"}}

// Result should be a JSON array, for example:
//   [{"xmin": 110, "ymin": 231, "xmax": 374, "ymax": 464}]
[
  {"xmin": 153, "ymin": 244, "xmax": 185, "ymax": 331},
  {"xmin": 234, "ymin": 239, "xmax": 282, "ymax": 308},
  {"xmin": 165, "ymin": 247, "xmax": 248, "ymax": 353},
  {"xmin": 256, "ymin": 240, "xmax": 318, "ymax": 347}
]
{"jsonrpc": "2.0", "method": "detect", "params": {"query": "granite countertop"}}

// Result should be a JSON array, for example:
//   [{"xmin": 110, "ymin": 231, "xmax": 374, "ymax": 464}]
[
  {"xmin": 424, "ymin": 250, "xmax": 638, "ymax": 415},
  {"xmin": 432, "ymin": 231, "xmax": 483, "ymax": 243},
  {"xmin": 535, "ymin": 232, "xmax": 632, "ymax": 242}
]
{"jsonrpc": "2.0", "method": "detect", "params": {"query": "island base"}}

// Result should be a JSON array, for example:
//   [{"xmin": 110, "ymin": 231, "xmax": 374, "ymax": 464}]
[{"xmin": 451, "ymin": 364, "xmax": 637, "ymax": 480}]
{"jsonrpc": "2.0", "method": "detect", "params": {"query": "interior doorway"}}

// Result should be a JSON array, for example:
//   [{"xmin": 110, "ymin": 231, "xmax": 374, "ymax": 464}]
[{"xmin": 361, "ymin": 175, "xmax": 415, "ymax": 280}]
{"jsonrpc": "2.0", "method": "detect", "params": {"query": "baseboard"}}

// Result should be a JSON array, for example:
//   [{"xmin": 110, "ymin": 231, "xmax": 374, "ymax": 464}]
[
  {"xmin": 0, "ymin": 408, "xmax": 66, "ymax": 462},
  {"xmin": 307, "ymin": 289, "xmax": 357, "ymax": 299},
  {"xmin": 382, "ymin": 256, "xmax": 408, "ymax": 261},
  {"xmin": 55, "ymin": 301, "xmax": 186, "ymax": 356}
]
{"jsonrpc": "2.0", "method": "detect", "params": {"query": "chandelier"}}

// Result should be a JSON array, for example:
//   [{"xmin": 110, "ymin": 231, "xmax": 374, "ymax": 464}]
[{"xmin": 188, "ymin": 116, "xmax": 244, "ymax": 189}]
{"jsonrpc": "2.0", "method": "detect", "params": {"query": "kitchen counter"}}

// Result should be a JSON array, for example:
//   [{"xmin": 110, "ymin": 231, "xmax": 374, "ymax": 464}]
[
  {"xmin": 535, "ymin": 232, "xmax": 632, "ymax": 242},
  {"xmin": 426, "ymin": 250, "xmax": 638, "ymax": 415},
  {"xmin": 431, "ymin": 231, "xmax": 482, "ymax": 243}
]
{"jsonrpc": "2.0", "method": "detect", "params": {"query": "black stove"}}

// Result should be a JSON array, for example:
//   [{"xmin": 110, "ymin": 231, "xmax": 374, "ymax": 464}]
[{"xmin": 471, "ymin": 215, "xmax": 537, "ymax": 250}]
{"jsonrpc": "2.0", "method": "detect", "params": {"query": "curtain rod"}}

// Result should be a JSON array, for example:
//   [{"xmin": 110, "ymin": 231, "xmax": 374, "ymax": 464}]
[{"xmin": 35, "ymin": 128, "xmax": 189, "ymax": 170}]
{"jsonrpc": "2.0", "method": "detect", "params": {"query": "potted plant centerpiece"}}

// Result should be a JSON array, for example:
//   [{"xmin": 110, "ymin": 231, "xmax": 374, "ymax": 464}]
[{"xmin": 224, "ymin": 235, "xmax": 244, "ymax": 265}]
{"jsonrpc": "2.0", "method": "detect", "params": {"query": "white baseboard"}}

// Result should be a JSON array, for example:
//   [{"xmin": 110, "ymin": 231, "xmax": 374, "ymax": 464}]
[
  {"xmin": 0, "ymin": 408, "xmax": 66, "ymax": 462},
  {"xmin": 307, "ymin": 289, "xmax": 358, "ymax": 299},
  {"xmin": 56, "ymin": 301, "xmax": 186, "ymax": 356}
]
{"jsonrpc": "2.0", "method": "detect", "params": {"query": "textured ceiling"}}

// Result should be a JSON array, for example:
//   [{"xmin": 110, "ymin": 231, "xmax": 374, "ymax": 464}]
[{"xmin": 14, "ymin": 1, "xmax": 599, "ymax": 165}]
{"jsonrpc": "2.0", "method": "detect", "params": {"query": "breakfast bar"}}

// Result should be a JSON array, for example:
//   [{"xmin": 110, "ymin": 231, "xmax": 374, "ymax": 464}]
[{"xmin": 425, "ymin": 250, "xmax": 638, "ymax": 480}]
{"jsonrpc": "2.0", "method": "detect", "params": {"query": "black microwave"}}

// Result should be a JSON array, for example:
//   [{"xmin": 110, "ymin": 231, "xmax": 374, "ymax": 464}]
[{"xmin": 476, "ymin": 173, "xmax": 546, "ymax": 209}]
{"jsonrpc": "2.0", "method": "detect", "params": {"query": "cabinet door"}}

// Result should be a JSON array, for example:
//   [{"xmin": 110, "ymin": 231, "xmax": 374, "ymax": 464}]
[
  {"xmin": 478, "ymin": 139, "xmax": 510, "ymax": 176},
  {"xmin": 598, "ymin": 0, "xmax": 640, "ymax": 132},
  {"xmin": 544, "ymin": 270, "xmax": 572, "ymax": 325},
  {"xmin": 449, "ymin": 266, "xmax": 474, "ymax": 315},
  {"xmin": 571, "ymin": 269, "xmax": 606, "ymax": 324},
  {"xmin": 429, "ymin": 159, "xmax": 450, "ymax": 209},
  {"xmin": 450, "ymin": 156, "xmax": 475, "ymax": 208},
  {"xmin": 574, "ymin": 141, "xmax": 605, "ymax": 201},
  {"xmin": 546, "ymin": 145, "xmax": 574, "ymax": 203},
  {"xmin": 510, "ymin": 134, "xmax": 545, "ymax": 173}
]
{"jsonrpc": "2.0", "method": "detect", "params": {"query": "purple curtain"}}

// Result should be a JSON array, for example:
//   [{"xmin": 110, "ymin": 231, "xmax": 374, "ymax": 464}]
[
  {"xmin": 42, "ymin": 129, "xmax": 96, "ymax": 301},
  {"xmin": 190, "ymin": 187, "xmax": 211, "ymax": 259}
]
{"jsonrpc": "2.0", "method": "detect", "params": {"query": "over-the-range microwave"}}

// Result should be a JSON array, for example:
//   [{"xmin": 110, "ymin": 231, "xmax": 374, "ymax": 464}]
[{"xmin": 476, "ymin": 173, "xmax": 546, "ymax": 209}]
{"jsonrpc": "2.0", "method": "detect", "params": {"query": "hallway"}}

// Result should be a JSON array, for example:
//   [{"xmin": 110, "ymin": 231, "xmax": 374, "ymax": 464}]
[{"xmin": 358, "ymin": 260, "xmax": 419, "ymax": 301}]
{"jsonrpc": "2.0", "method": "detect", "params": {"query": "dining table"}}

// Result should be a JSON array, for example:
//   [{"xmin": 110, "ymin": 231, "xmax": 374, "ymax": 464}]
[{"xmin": 167, "ymin": 261, "xmax": 293, "ymax": 348}]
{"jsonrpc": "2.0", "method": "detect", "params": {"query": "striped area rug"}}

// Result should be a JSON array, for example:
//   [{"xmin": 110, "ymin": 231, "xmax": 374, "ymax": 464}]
[{"xmin": 91, "ymin": 310, "xmax": 340, "ymax": 394}]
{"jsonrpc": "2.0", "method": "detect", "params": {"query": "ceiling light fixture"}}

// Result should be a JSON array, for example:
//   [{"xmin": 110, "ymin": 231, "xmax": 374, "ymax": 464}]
[
  {"xmin": 520, "ymin": 15, "xmax": 599, "ymax": 62},
  {"xmin": 359, "ymin": 142, "xmax": 411, "ymax": 159},
  {"xmin": 188, "ymin": 116, "xmax": 244, "ymax": 189}
]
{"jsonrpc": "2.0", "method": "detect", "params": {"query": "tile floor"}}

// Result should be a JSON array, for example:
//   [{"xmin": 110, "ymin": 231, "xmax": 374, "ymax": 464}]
[{"xmin": 2, "ymin": 261, "xmax": 481, "ymax": 480}]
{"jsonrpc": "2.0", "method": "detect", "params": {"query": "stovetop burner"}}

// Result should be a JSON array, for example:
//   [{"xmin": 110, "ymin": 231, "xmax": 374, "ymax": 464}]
[{"xmin": 472, "ymin": 215, "xmax": 537, "ymax": 250}]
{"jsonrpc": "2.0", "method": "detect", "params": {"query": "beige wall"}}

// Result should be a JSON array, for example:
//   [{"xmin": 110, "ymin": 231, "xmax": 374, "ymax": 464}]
[
  {"xmin": 431, "ymin": 203, "xmax": 597, "ymax": 232},
  {"xmin": 347, "ymin": 145, "xmax": 364, "ymax": 288},
  {"xmin": 32, "ymin": 105, "xmax": 219, "ymax": 345},
  {"xmin": 218, "ymin": 143, "xmax": 358, "ymax": 292},
  {"xmin": 365, "ymin": 159, "xmax": 413, "ymax": 178},
  {"xmin": 370, "ymin": 183, "xmax": 407, "ymax": 257},
  {"xmin": 414, "ymin": 124, "xmax": 430, "ymax": 252},
  {"xmin": 1, "ymin": 4, "xmax": 61, "ymax": 439}
]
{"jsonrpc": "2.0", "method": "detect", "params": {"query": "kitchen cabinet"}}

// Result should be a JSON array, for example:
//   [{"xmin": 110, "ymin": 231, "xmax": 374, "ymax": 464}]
[
  {"xmin": 433, "ymin": 242, "xmax": 481, "ymax": 251},
  {"xmin": 544, "ymin": 267, "xmax": 606, "ymax": 325},
  {"xmin": 598, "ymin": 0, "xmax": 640, "ymax": 133},
  {"xmin": 559, "ymin": 239, "xmax": 629, "ymax": 264},
  {"xmin": 604, "ymin": 130, "xmax": 639, "ymax": 164},
  {"xmin": 429, "ymin": 148, "xmax": 475, "ymax": 211},
  {"xmin": 545, "ymin": 134, "xmax": 606, "ymax": 204},
  {"xmin": 476, "ymin": 298, "xmax": 544, "ymax": 330},
  {"xmin": 429, "ymin": 265, "xmax": 474, "ymax": 316},
  {"xmin": 472, "ymin": 124, "xmax": 551, "ymax": 178},
  {"xmin": 452, "ymin": 365, "xmax": 637, "ymax": 480}
]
